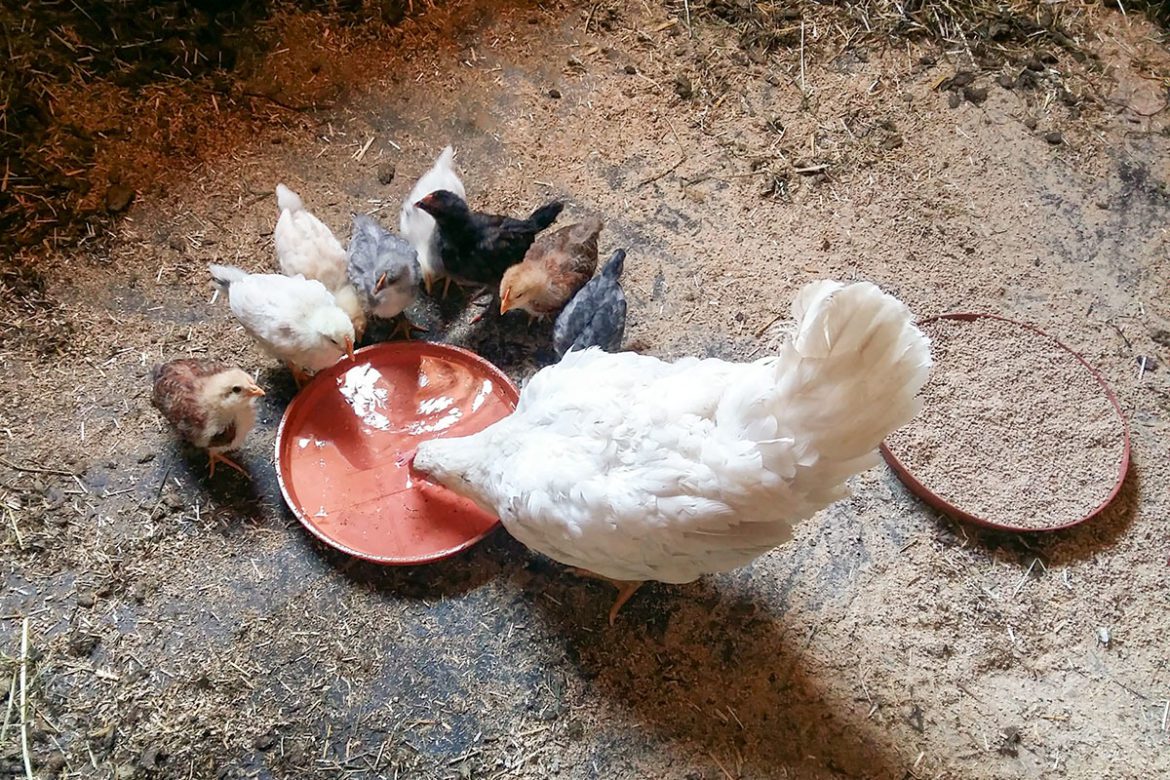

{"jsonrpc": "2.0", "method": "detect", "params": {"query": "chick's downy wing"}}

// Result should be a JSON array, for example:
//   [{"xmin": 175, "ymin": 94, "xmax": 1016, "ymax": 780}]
[
  {"xmin": 276, "ymin": 210, "xmax": 347, "ymax": 289},
  {"xmin": 229, "ymin": 274, "xmax": 335, "ymax": 349}
]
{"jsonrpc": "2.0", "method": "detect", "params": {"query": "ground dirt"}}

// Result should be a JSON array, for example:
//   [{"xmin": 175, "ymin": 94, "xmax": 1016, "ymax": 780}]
[{"xmin": 2, "ymin": 1, "xmax": 1170, "ymax": 778}]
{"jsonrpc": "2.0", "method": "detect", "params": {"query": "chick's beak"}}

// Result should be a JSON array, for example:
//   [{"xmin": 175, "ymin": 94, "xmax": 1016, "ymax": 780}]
[
  {"xmin": 422, "ymin": 271, "xmax": 434, "ymax": 295},
  {"xmin": 245, "ymin": 384, "xmax": 265, "ymax": 398},
  {"xmin": 500, "ymin": 288, "xmax": 512, "ymax": 314},
  {"xmin": 374, "ymin": 273, "xmax": 387, "ymax": 294},
  {"xmin": 345, "ymin": 337, "xmax": 355, "ymax": 361}
]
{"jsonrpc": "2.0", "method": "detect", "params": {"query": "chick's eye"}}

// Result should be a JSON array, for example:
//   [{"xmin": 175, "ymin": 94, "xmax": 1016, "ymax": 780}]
[{"xmin": 231, "ymin": 385, "xmax": 242, "ymax": 394}]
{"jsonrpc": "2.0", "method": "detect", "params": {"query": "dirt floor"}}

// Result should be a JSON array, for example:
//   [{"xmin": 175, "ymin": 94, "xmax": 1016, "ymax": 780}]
[{"xmin": 3, "ymin": 0, "xmax": 1170, "ymax": 778}]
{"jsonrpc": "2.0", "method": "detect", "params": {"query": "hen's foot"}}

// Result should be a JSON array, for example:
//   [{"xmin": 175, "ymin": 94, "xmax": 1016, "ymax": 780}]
[
  {"xmin": 567, "ymin": 568, "xmax": 645, "ymax": 625},
  {"xmin": 208, "ymin": 451, "xmax": 249, "ymax": 479}
]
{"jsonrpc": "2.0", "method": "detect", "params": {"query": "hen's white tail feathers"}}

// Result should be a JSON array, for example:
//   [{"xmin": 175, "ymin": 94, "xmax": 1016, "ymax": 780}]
[
  {"xmin": 208, "ymin": 263, "xmax": 247, "ymax": 290},
  {"xmin": 276, "ymin": 183, "xmax": 303, "ymax": 213},
  {"xmin": 436, "ymin": 145, "xmax": 455, "ymax": 170},
  {"xmin": 768, "ymin": 281, "xmax": 931, "ymax": 498}
]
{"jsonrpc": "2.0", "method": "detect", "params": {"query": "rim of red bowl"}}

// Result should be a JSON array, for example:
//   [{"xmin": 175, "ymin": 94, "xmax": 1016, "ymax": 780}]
[
  {"xmin": 879, "ymin": 312, "xmax": 1131, "ymax": 534},
  {"xmin": 273, "ymin": 341, "xmax": 519, "ymax": 565}
]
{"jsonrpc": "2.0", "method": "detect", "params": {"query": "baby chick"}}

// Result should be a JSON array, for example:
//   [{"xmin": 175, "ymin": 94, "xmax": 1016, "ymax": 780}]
[
  {"xmin": 151, "ymin": 359, "xmax": 264, "ymax": 477},
  {"xmin": 274, "ymin": 184, "xmax": 366, "ymax": 341},
  {"xmin": 553, "ymin": 248, "xmax": 628, "ymax": 357},
  {"xmin": 414, "ymin": 190, "xmax": 564, "ymax": 289},
  {"xmin": 500, "ymin": 216, "xmax": 603, "ymax": 318},
  {"xmin": 400, "ymin": 145, "xmax": 466, "ymax": 296},
  {"xmin": 209, "ymin": 264, "xmax": 355, "ymax": 387},
  {"xmin": 274, "ymin": 183, "xmax": 348, "ymax": 291},
  {"xmin": 347, "ymin": 213, "xmax": 424, "ymax": 339}
]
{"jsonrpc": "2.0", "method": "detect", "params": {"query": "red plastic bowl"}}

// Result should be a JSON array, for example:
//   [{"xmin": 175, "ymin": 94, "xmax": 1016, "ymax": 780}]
[
  {"xmin": 275, "ymin": 341, "xmax": 519, "ymax": 564},
  {"xmin": 880, "ymin": 313, "xmax": 1131, "ymax": 533}
]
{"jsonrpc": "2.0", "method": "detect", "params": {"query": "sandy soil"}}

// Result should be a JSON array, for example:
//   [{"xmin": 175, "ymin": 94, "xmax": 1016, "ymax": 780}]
[{"xmin": 3, "ymin": 1, "xmax": 1169, "ymax": 778}]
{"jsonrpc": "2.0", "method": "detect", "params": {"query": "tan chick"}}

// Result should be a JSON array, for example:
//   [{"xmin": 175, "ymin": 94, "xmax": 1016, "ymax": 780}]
[
  {"xmin": 151, "ymin": 359, "xmax": 265, "ymax": 478},
  {"xmin": 499, "ymin": 216, "xmax": 603, "ymax": 318}
]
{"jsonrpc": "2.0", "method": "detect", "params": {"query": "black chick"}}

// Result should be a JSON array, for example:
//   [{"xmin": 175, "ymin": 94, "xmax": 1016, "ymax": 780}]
[
  {"xmin": 414, "ymin": 190, "xmax": 564, "ymax": 289},
  {"xmin": 553, "ymin": 248, "xmax": 627, "ymax": 357}
]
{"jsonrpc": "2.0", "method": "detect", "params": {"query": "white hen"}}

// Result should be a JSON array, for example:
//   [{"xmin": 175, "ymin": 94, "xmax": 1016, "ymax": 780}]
[
  {"xmin": 414, "ymin": 280, "xmax": 932, "ymax": 622},
  {"xmin": 273, "ymin": 184, "xmax": 367, "ymax": 340},
  {"xmin": 399, "ymin": 145, "xmax": 465, "ymax": 295},
  {"xmin": 209, "ymin": 264, "xmax": 355, "ymax": 387}
]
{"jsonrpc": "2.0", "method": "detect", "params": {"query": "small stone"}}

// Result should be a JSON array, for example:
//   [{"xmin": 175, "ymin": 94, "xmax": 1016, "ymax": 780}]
[
  {"xmin": 1045, "ymin": 131, "xmax": 1063, "ymax": 145},
  {"xmin": 77, "ymin": 592, "xmax": 97, "ymax": 608},
  {"xmin": 45, "ymin": 752, "xmax": 66, "ymax": 773},
  {"xmin": 1096, "ymin": 626, "xmax": 1111, "ymax": 647},
  {"xmin": 137, "ymin": 452, "xmax": 155, "ymax": 464},
  {"xmin": 624, "ymin": 64, "xmax": 636, "ymax": 74},
  {"xmin": 1026, "ymin": 57, "xmax": 1045, "ymax": 72},
  {"xmin": 547, "ymin": 88, "xmax": 561, "ymax": 99},
  {"xmin": 947, "ymin": 92, "xmax": 961, "ymax": 109},
  {"xmin": 69, "ymin": 633, "xmax": 99, "ymax": 656},
  {"xmin": 139, "ymin": 744, "xmax": 166, "ymax": 770},
  {"xmin": 963, "ymin": 86, "xmax": 989, "ymax": 105},
  {"xmin": 998, "ymin": 726, "xmax": 1022, "ymax": 757},
  {"xmin": 254, "ymin": 733, "xmax": 276, "ymax": 751},
  {"xmin": 1023, "ymin": 116, "xmax": 1038, "ymax": 130},
  {"xmin": 106, "ymin": 184, "xmax": 135, "ymax": 213},
  {"xmin": 997, "ymin": 74, "xmax": 1016, "ymax": 89},
  {"xmin": 1139, "ymin": 356, "xmax": 1159, "ymax": 372},
  {"xmin": 674, "ymin": 74, "xmax": 693, "ymax": 99},
  {"xmin": 376, "ymin": 162, "xmax": 396, "ymax": 185},
  {"xmin": 881, "ymin": 134, "xmax": 904, "ymax": 151},
  {"xmin": 949, "ymin": 70, "xmax": 976, "ymax": 88},
  {"xmin": 116, "ymin": 764, "xmax": 138, "ymax": 780}
]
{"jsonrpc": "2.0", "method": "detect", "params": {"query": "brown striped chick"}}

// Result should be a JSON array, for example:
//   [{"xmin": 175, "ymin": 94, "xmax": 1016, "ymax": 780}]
[
  {"xmin": 499, "ymin": 217, "xmax": 602, "ymax": 320},
  {"xmin": 151, "ymin": 359, "xmax": 264, "ymax": 477}
]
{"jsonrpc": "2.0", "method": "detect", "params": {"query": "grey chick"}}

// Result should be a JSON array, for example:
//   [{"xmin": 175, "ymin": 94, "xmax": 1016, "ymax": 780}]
[
  {"xmin": 553, "ymin": 248, "xmax": 627, "ymax": 357},
  {"xmin": 347, "ymin": 213, "xmax": 424, "ymax": 340}
]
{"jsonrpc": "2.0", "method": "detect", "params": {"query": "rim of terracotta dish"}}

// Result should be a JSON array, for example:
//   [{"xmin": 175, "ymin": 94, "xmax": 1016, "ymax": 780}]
[
  {"xmin": 274, "ymin": 341, "xmax": 519, "ymax": 565},
  {"xmin": 879, "ymin": 312, "xmax": 1131, "ymax": 534}
]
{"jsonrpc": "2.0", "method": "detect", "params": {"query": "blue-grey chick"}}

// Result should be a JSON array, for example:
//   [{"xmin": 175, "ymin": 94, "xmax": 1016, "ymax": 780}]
[
  {"xmin": 553, "ymin": 248, "xmax": 627, "ymax": 357},
  {"xmin": 347, "ymin": 213, "xmax": 424, "ymax": 339}
]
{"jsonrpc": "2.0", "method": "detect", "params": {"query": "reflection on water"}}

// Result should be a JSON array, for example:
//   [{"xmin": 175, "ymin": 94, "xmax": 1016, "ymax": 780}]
[
  {"xmin": 470, "ymin": 379, "xmax": 493, "ymax": 413},
  {"xmin": 337, "ymin": 363, "xmax": 391, "ymax": 431}
]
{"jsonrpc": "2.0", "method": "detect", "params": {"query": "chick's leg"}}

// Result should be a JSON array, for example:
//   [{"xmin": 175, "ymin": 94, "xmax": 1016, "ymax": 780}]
[
  {"xmin": 286, "ymin": 361, "xmax": 310, "ymax": 388},
  {"xmin": 390, "ymin": 315, "xmax": 429, "ymax": 341},
  {"xmin": 208, "ymin": 451, "xmax": 250, "ymax": 479},
  {"xmin": 567, "ymin": 568, "xmax": 645, "ymax": 625}
]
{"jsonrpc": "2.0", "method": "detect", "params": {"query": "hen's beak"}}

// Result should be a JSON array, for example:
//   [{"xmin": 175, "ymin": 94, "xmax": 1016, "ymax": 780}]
[
  {"xmin": 500, "ymin": 288, "xmax": 512, "ymax": 314},
  {"xmin": 345, "ymin": 337, "xmax": 355, "ymax": 361},
  {"xmin": 374, "ymin": 272, "xmax": 387, "ymax": 294},
  {"xmin": 245, "ymin": 384, "xmax": 265, "ymax": 398}
]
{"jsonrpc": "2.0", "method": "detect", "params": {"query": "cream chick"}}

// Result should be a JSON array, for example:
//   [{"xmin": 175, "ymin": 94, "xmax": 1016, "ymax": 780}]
[{"xmin": 151, "ymin": 360, "xmax": 265, "ymax": 477}]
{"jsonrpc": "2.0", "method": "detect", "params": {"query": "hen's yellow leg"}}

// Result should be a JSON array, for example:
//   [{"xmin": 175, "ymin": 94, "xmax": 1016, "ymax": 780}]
[{"xmin": 568, "ymin": 568, "xmax": 645, "ymax": 625}]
